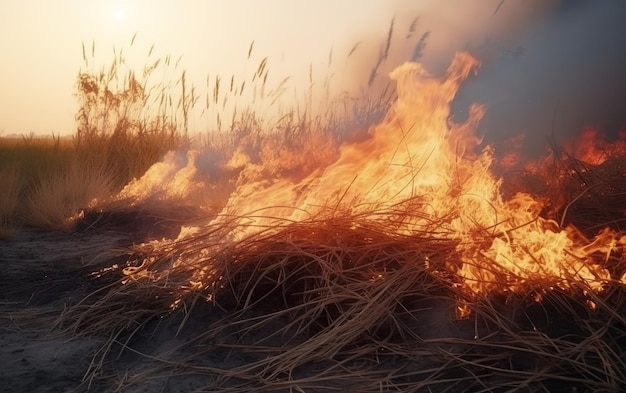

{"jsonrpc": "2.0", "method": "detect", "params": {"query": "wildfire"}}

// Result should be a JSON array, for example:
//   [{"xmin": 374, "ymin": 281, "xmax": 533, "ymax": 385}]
[
  {"xmin": 564, "ymin": 127, "xmax": 626, "ymax": 166},
  {"xmin": 118, "ymin": 53, "xmax": 625, "ymax": 299}
]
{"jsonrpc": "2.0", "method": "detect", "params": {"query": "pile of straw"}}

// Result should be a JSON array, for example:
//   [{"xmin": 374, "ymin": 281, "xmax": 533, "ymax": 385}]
[
  {"xmin": 58, "ymin": 207, "xmax": 626, "ymax": 392},
  {"xmin": 550, "ymin": 154, "xmax": 626, "ymax": 236}
]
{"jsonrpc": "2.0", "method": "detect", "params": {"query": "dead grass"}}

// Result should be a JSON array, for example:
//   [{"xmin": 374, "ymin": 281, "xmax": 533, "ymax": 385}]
[
  {"xmin": 56, "ymin": 209, "xmax": 626, "ymax": 392},
  {"xmin": 0, "ymin": 164, "xmax": 22, "ymax": 238},
  {"xmin": 0, "ymin": 40, "xmax": 191, "ymax": 233},
  {"xmin": 22, "ymin": 160, "xmax": 117, "ymax": 231},
  {"xmin": 9, "ymin": 25, "xmax": 626, "ymax": 392},
  {"xmin": 0, "ymin": 136, "xmax": 75, "ymax": 232},
  {"xmin": 0, "ymin": 132, "xmax": 185, "ymax": 233}
]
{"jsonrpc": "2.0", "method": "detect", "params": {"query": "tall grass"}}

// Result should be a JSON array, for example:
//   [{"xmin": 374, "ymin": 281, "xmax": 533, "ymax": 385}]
[
  {"xmin": 75, "ymin": 38, "xmax": 191, "ymax": 188},
  {"xmin": 0, "ymin": 40, "xmax": 192, "ymax": 234},
  {"xmin": 1, "ymin": 19, "xmax": 427, "ymax": 235},
  {"xmin": 0, "ymin": 164, "xmax": 22, "ymax": 238}
]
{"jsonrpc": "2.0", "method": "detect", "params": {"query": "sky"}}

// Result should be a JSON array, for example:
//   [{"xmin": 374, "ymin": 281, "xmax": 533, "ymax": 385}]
[{"xmin": 1, "ymin": 1, "xmax": 625, "ymax": 148}]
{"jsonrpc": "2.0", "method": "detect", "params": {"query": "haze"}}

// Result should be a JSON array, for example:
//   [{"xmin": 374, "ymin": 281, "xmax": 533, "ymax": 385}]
[{"xmin": 1, "ymin": 0, "xmax": 624, "ymax": 146}]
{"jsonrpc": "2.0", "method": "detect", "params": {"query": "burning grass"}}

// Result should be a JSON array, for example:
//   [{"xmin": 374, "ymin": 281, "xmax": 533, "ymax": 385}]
[
  {"xmin": 57, "ymin": 212, "xmax": 626, "ymax": 392},
  {"xmin": 0, "ymin": 42, "xmax": 190, "ymax": 235},
  {"xmin": 47, "ymin": 51, "xmax": 626, "ymax": 392},
  {"xmin": 0, "ymin": 34, "xmax": 396, "ymax": 237},
  {"xmin": 4, "ymin": 28, "xmax": 626, "ymax": 391}
]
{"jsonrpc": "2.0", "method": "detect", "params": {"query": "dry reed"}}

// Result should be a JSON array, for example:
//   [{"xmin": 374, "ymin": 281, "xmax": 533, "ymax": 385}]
[
  {"xmin": 57, "ymin": 205, "xmax": 626, "ymax": 392},
  {"xmin": 53, "ymin": 28, "xmax": 626, "ymax": 391},
  {"xmin": 10, "ymin": 21, "xmax": 626, "ymax": 392}
]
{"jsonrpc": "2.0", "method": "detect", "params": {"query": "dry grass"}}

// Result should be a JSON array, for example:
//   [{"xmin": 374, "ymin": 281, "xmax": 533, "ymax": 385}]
[
  {"xmin": 47, "ymin": 28, "xmax": 626, "ymax": 392},
  {"xmin": 0, "ymin": 132, "xmax": 184, "ymax": 233},
  {"xmin": 8, "ymin": 24, "xmax": 626, "ymax": 392},
  {"xmin": 22, "ymin": 160, "xmax": 117, "ymax": 231},
  {"xmin": 56, "ymin": 206, "xmax": 626, "ymax": 392},
  {"xmin": 0, "ymin": 136, "xmax": 75, "ymax": 232},
  {"xmin": 0, "ymin": 41, "xmax": 190, "ymax": 233},
  {"xmin": 0, "ymin": 164, "xmax": 22, "ymax": 238}
]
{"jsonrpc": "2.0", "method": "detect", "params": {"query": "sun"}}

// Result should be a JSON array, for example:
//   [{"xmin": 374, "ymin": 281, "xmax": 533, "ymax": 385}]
[{"xmin": 112, "ymin": 6, "xmax": 128, "ymax": 23}]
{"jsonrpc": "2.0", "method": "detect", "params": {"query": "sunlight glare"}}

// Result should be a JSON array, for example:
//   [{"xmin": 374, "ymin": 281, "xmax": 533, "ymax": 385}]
[{"xmin": 113, "ymin": 5, "xmax": 128, "ymax": 23}]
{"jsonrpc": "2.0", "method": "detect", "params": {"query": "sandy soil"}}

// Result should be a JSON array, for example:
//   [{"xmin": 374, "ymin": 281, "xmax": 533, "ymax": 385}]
[
  {"xmin": 0, "ymin": 224, "xmax": 303, "ymax": 393},
  {"xmin": 0, "ymin": 230, "xmax": 128, "ymax": 392}
]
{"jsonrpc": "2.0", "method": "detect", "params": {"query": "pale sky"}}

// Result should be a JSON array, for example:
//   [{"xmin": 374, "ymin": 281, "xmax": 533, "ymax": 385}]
[{"xmin": 5, "ymin": 0, "xmax": 622, "ymax": 142}]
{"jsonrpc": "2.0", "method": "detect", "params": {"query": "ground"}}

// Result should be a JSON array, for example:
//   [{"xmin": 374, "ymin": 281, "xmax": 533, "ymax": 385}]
[
  {"xmin": 0, "ymin": 230, "xmax": 126, "ymax": 392},
  {"xmin": 1, "ymin": 224, "xmax": 617, "ymax": 393}
]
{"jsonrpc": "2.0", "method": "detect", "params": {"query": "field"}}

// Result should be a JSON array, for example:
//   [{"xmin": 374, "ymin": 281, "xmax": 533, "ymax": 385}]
[{"xmin": 2, "ymin": 44, "xmax": 626, "ymax": 392}]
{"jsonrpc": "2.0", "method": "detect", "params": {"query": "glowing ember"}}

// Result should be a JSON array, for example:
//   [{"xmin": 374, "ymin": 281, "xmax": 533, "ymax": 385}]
[
  {"xmin": 564, "ymin": 127, "xmax": 626, "ymax": 166},
  {"xmin": 119, "ymin": 53, "xmax": 625, "ymax": 298}
]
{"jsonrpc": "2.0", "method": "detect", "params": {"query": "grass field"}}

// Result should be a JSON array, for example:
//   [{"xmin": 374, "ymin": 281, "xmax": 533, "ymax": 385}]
[
  {"xmin": 2, "ymin": 34, "xmax": 626, "ymax": 392},
  {"xmin": 0, "ymin": 130, "xmax": 183, "ymax": 235}
]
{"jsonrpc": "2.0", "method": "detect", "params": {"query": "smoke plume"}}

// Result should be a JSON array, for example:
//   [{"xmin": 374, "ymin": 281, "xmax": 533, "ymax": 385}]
[{"xmin": 342, "ymin": 0, "xmax": 626, "ymax": 155}]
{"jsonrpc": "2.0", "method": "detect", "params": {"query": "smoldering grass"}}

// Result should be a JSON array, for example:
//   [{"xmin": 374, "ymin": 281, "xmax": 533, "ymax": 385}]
[
  {"xmin": 11, "ymin": 20, "xmax": 626, "ymax": 393},
  {"xmin": 55, "ymin": 204, "xmax": 626, "ymax": 392}
]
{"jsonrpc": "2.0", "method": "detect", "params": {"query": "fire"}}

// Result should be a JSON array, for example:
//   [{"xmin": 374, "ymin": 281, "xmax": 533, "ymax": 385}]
[
  {"xmin": 118, "ymin": 53, "xmax": 625, "ymax": 299},
  {"xmin": 564, "ymin": 127, "xmax": 626, "ymax": 166},
  {"xmin": 215, "ymin": 54, "xmax": 488, "ymax": 230},
  {"xmin": 117, "ymin": 150, "xmax": 208, "ymax": 206}
]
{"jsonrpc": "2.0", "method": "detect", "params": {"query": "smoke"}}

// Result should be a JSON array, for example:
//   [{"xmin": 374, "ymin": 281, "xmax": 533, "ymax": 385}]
[
  {"xmin": 326, "ymin": 1, "xmax": 550, "ymax": 135},
  {"xmin": 339, "ymin": 0, "xmax": 626, "ymax": 155},
  {"xmin": 111, "ymin": 1, "xmax": 626, "ymax": 229},
  {"xmin": 448, "ymin": 1, "xmax": 626, "ymax": 152}
]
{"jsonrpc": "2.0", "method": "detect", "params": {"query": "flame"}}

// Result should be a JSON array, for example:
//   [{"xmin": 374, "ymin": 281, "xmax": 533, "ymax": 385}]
[
  {"xmin": 564, "ymin": 127, "xmax": 626, "ymax": 166},
  {"xmin": 117, "ymin": 150, "xmax": 207, "ymax": 204},
  {"xmin": 216, "ymin": 54, "xmax": 487, "ymax": 229},
  {"xmin": 117, "ymin": 53, "xmax": 625, "ymax": 299}
]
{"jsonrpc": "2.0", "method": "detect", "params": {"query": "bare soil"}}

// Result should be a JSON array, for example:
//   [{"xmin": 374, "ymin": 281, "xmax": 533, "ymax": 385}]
[{"xmin": 0, "ymin": 221, "xmax": 303, "ymax": 393}]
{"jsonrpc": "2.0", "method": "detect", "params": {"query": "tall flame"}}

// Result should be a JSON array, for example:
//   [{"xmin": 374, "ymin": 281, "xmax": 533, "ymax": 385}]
[{"xmin": 119, "ymin": 53, "xmax": 625, "ymax": 297}]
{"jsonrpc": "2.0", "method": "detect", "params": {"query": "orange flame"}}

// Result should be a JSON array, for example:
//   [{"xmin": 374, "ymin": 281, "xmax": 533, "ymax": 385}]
[
  {"xmin": 118, "ymin": 53, "xmax": 625, "ymax": 297},
  {"xmin": 564, "ymin": 127, "xmax": 626, "ymax": 166}
]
